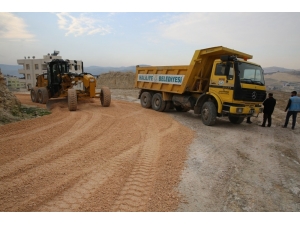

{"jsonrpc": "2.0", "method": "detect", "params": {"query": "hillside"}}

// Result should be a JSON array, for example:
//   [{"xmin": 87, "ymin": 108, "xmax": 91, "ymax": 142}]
[
  {"xmin": 265, "ymin": 72, "xmax": 300, "ymax": 92},
  {"xmin": 2, "ymin": 63, "xmax": 299, "ymax": 77},
  {"xmin": 0, "ymin": 64, "xmax": 137, "ymax": 77},
  {"xmin": 263, "ymin": 66, "xmax": 300, "ymax": 74}
]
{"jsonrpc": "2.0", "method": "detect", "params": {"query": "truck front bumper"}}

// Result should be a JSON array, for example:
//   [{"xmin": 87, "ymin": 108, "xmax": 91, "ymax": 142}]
[{"xmin": 228, "ymin": 105, "xmax": 263, "ymax": 116}]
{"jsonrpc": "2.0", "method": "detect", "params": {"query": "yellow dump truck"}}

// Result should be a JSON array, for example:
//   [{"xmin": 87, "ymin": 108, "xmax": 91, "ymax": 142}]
[{"xmin": 135, "ymin": 46, "xmax": 266, "ymax": 126}]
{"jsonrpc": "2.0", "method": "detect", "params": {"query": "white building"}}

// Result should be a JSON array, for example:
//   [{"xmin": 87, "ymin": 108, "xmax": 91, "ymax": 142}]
[
  {"xmin": 4, "ymin": 76, "xmax": 26, "ymax": 91},
  {"xmin": 17, "ymin": 50, "xmax": 83, "ymax": 90}
]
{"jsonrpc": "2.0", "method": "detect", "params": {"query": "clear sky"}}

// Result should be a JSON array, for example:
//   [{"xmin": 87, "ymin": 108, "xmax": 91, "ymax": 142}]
[{"xmin": 1, "ymin": 1, "xmax": 300, "ymax": 70}]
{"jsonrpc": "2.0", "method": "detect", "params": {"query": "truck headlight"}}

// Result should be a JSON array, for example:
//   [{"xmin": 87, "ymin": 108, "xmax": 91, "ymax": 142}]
[{"xmin": 236, "ymin": 108, "xmax": 243, "ymax": 113}]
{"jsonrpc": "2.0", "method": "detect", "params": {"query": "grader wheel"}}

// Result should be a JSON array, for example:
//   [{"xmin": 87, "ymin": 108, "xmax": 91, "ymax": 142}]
[
  {"xmin": 37, "ymin": 87, "xmax": 49, "ymax": 104},
  {"xmin": 100, "ymin": 86, "xmax": 111, "ymax": 107},
  {"xmin": 68, "ymin": 89, "xmax": 77, "ymax": 111},
  {"xmin": 30, "ymin": 87, "xmax": 39, "ymax": 103}
]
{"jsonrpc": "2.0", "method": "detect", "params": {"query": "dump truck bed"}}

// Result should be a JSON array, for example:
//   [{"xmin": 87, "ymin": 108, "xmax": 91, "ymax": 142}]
[{"xmin": 135, "ymin": 46, "xmax": 253, "ymax": 94}]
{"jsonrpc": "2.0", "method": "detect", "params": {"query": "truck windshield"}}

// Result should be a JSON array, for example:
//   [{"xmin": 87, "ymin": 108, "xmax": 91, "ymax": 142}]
[{"xmin": 238, "ymin": 62, "xmax": 265, "ymax": 85}]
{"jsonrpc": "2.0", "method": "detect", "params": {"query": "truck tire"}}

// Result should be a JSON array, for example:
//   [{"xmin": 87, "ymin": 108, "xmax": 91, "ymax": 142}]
[
  {"xmin": 228, "ymin": 116, "xmax": 245, "ymax": 124},
  {"xmin": 152, "ymin": 93, "xmax": 166, "ymax": 112},
  {"xmin": 140, "ymin": 92, "xmax": 152, "ymax": 108},
  {"xmin": 30, "ymin": 87, "xmax": 39, "ymax": 103},
  {"xmin": 100, "ymin": 86, "xmax": 111, "ymax": 107},
  {"xmin": 37, "ymin": 87, "xmax": 49, "ymax": 104},
  {"xmin": 68, "ymin": 89, "xmax": 77, "ymax": 111},
  {"xmin": 201, "ymin": 101, "xmax": 217, "ymax": 126}
]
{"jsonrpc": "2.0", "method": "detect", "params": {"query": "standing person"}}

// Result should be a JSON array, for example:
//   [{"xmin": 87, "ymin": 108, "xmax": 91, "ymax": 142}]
[
  {"xmin": 261, "ymin": 93, "xmax": 276, "ymax": 127},
  {"xmin": 282, "ymin": 91, "xmax": 300, "ymax": 130}
]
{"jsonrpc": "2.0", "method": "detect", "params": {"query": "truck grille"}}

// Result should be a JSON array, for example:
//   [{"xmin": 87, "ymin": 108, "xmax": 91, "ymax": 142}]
[{"xmin": 236, "ymin": 89, "xmax": 266, "ymax": 102}]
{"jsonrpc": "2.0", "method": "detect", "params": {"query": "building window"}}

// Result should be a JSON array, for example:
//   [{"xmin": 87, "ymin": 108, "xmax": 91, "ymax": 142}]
[
  {"xmin": 27, "ymin": 74, "xmax": 31, "ymax": 80},
  {"xmin": 35, "ymin": 64, "xmax": 39, "ymax": 70},
  {"xmin": 26, "ymin": 64, "xmax": 30, "ymax": 70}
]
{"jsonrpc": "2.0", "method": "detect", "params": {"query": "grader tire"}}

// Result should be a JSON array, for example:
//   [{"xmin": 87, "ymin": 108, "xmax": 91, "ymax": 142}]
[
  {"xmin": 37, "ymin": 87, "xmax": 49, "ymax": 104},
  {"xmin": 201, "ymin": 101, "xmax": 217, "ymax": 126},
  {"xmin": 68, "ymin": 89, "xmax": 77, "ymax": 111},
  {"xmin": 30, "ymin": 87, "xmax": 39, "ymax": 103},
  {"xmin": 100, "ymin": 86, "xmax": 111, "ymax": 107},
  {"xmin": 152, "ymin": 93, "xmax": 166, "ymax": 112},
  {"xmin": 140, "ymin": 92, "xmax": 152, "ymax": 108}
]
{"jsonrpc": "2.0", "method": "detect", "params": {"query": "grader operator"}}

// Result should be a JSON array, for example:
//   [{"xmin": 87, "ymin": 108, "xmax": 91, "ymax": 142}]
[{"xmin": 30, "ymin": 59, "xmax": 111, "ymax": 111}]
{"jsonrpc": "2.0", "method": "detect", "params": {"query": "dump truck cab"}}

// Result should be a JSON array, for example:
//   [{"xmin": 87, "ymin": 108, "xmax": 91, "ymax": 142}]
[{"xmin": 194, "ymin": 54, "xmax": 266, "ymax": 124}]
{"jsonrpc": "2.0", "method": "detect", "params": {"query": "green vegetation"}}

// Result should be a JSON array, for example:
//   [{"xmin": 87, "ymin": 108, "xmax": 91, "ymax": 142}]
[{"xmin": 0, "ymin": 105, "xmax": 51, "ymax": 125}]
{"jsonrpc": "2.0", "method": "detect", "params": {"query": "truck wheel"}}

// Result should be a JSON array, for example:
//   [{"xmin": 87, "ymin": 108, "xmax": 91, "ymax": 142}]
[
  {"xmin": 228, "ymin": 116, "xmax": 245, "ymax": 124},
  {"xmin": 201, "ymin": 101, "xmax": 217, "ymax": 126},
  {"xmin": 30, "ymin": 87, "xmax": 39, "ymax": 103},
  {"xmin": 68, "ymin": 89, "xmax": 77, "ymax": 111},
  {"xmin": 152, "ymin": 93, "xmax": 166, "ymax": 112},
  {"xmin": 140, "ymin": 92, "xmax": 152, "ymax": 108},
  {"xmin": 100, "ymin": 86, "xmax": 111, "ymax": 107},
  {"xmin": 37, "ymin": 87, "xmax": 49, "ymax": 104}
]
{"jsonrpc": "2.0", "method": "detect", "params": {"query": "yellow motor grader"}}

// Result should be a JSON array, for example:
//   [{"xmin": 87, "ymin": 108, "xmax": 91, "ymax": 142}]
[{"xmin": 30, "ymin": 59, "xmax": 111, "ymax": 111}]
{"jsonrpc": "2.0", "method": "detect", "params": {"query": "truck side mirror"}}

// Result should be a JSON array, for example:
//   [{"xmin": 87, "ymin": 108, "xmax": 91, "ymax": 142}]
[{"xmin": 224, "ymin": 62, "xmax": 231, "ymax": 76}]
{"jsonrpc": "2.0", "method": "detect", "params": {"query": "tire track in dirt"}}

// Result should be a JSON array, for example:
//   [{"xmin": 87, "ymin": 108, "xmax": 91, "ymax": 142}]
[
  {"xmin": 0, "ymin": 113, "xmax": 69, "ymax": 141},
  {"xmin": 0, "ymin": 110, "xmax": 93, "ymax": 179},
  {"xmin": 0, "ymin": 107, "xmax": 66, "ymax": 139},
  {"xmin": 111, "ymin": 119, "xmax": 179, "ymax": 211},
  {"xmin": 37, "ymin": 144, "xmax": 141, "ymax": 211},
  {"xmin": 0, "ymin": 97, "xmax": 195, "ymax": 212}
]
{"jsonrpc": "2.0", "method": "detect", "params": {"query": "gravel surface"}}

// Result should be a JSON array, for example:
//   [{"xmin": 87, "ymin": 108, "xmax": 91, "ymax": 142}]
[{"xmin": 1, "ymin": 89, "xmax": 300, "ymax": 212}]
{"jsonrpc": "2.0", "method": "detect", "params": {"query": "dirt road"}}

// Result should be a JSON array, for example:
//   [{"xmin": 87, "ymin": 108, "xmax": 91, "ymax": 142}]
[
  {"xmin": 1, "ymin": 90, "xmax": 300, "ymax": 212},
  {"xmin": 0, "ymin": 94, "xmax": 194, "ymax": 212}
]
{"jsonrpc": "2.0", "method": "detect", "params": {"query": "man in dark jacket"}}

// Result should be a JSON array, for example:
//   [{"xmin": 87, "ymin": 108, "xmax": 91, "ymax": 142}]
[
  {"xmin": 261, "ymin": 93, "xmax": 276, "ymax": 127},
  {"xmin": 282, "ymin": 91, "xmax": 300, "ymax": 130}
]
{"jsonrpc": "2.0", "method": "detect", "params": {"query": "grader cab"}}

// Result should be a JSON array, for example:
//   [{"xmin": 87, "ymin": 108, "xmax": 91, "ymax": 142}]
[{"xmin": 30, "ymin": 59, "xmax": 111, "ymax": 111}]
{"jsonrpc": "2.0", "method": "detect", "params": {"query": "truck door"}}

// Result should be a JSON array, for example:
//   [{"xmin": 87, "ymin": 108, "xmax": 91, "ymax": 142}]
[{"xmin": 210, "ymin": 62, "xmax": 234, "ymax": 103}]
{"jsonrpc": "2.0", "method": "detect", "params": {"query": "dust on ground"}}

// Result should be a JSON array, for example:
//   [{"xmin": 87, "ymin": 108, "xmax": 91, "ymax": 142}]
[
  {"xmin": 1, "ymin": 69, "xmax": 300, "ymax": 212},
  {"xmin": 0, "ymin": 92, "xmax": 194, "ymax": 212}
]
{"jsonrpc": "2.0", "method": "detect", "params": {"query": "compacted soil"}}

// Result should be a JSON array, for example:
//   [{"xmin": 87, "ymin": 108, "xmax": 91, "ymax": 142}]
[
  {"xmin": 0, "ymin": 93, "xmax": 194, "ymax": 212},
  {"xmin": 1, "ymin": 90, "xmax": 300, "ymax": 212}
]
